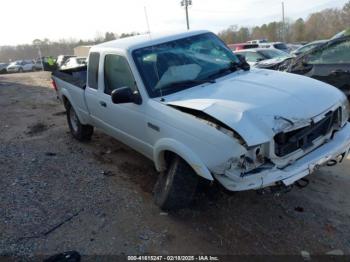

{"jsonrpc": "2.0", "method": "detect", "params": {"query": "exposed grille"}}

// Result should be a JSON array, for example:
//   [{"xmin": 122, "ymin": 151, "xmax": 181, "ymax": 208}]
[{"xmin": 274, "ymin": 108, "xmax": 341, "ymax": 157}]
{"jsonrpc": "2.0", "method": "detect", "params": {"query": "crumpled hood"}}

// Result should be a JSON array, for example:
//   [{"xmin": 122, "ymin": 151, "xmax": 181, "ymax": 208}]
[{"xmin": 164, "ymin": 69, "xmax": 345, "ymax": 146}]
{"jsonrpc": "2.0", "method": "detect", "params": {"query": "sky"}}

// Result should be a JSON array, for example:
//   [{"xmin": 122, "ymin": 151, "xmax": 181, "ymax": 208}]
[{"xmin": 0, "ymin": 0, "xmax": 348, "ymax": 45}]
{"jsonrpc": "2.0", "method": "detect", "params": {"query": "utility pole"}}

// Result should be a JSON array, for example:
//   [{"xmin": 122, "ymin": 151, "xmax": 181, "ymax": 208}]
[
  {"xmin": 282, "ymin": 1, "xmax": 285, "ymax": 41},
  {"xmin": 181, "ymin": 0, "xmax": 192, "ymax": 30},
  {"xmin": 37, "ymin": 45, "xmax": 44, "ymax": 72},
  {"xmin": 144, "ymin": 6, "xmax": 151, "ymax": 34}
]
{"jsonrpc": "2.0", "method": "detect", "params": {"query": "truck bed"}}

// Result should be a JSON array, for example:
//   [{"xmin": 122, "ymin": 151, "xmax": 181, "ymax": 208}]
[
  {"xmin": 52, "ymin": 65, "xmax": 91, "ymax": 125},
  {"xmin": 52, "ymin": 66, "xmax": 87, "ymax": 89}
]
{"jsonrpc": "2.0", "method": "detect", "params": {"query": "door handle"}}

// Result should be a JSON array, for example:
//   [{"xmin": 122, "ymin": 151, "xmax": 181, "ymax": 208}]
[{"xmin": 99, "ymin": 101, "xmax": 107, "ymax": 107}]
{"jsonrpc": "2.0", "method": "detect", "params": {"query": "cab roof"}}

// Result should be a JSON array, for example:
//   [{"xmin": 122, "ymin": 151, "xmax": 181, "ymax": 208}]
[{"xmin": 90, "ymin": 30, "xmax": 210, "ymax": 53}]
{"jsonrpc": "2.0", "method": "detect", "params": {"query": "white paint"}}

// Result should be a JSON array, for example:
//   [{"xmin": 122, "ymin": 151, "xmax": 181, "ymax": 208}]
[{"xmin": 53, "ymin": 30, "xmax": 350, "ymax": 191}]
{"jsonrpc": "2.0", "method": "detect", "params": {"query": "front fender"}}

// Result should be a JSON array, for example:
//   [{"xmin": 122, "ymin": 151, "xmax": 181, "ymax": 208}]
[{"xmin": 153, "ymin": 138, "xmax": 214, "ymax": 181}]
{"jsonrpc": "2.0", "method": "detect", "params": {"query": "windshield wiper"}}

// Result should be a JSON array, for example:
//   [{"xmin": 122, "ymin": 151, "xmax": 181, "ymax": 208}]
[{"xmin": 205, "ymin": 61, "xmax": 241, "ymax": 81}]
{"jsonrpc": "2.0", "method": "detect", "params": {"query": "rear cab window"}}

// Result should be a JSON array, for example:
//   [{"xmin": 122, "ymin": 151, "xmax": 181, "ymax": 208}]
[{"xmin": 87, "ymin": 52, "xmax": 100, "ymax": 89}]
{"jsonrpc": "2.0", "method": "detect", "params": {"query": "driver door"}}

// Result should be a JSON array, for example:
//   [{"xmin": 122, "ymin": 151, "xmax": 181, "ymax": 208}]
[{"xmin": 91, "ymin": 53, "xmax": 152, "ymax": 157}]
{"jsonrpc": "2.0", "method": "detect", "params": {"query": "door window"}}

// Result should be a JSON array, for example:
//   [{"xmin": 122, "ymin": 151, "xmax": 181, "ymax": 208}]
[
  {"xmin": 104, "ymin": 54, "xmax": 137, "ymax": 95},
  {"xmin": 309, "ymin": 39, "xmax": 350, "ymax": 64}
]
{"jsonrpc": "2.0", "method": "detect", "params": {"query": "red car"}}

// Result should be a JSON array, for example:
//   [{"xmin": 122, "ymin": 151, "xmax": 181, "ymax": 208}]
[{"xmin": 227, "ymin": 43, "xmax": 259, "ymax": 51}]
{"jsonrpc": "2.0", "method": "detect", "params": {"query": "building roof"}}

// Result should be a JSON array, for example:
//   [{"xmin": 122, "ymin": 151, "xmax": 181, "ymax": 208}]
[{"xmin": 90, "ymin": 30, "xmax": 210, "ymax": 52}]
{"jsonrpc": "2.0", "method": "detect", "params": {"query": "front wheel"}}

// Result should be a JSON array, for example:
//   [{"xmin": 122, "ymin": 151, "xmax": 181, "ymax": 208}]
[
  {"xmin": 154, "ymin": 155, "xmax": 199, "ymax": 211},
  {"xmin": 66, "ymin": 103, "xmax": 93, "ymax": 141}
]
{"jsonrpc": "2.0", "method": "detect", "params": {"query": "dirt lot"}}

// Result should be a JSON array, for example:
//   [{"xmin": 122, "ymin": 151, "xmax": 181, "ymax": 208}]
[{"xmin": 0, "ymin": 72, "xmax": 350, "ymax": 257}]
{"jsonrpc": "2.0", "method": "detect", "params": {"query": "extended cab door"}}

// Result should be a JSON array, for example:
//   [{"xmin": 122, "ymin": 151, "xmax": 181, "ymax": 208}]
[
  {"xmin": 296, "ymin": 37, "xmax": 350, "ymax": 97},
  {"xmin": 85, "ymin": 51, "xmax": 153, "ymax": 158}
]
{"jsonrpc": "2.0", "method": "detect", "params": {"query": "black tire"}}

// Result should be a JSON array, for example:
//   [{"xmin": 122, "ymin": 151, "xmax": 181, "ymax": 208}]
[
  {"xmin": 66, "ymin": 102, "xmax": 93, "ymax": 141},
  {"xmin": 18, "ymin": 68, "xmax": 23, "ymax": 73},
  {"xmin": 154, "ymin": 155, "xmax": 199, "ymax": 210}
]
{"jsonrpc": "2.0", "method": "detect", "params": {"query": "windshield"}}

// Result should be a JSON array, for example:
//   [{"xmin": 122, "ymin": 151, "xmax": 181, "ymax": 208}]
[
  {"xmin": 132, "ymin": 33, "xmax": 240, "ymax": 98},
  {"xmin": 259, "ymin": 49, "xmax": 289, "ymax": 59}
]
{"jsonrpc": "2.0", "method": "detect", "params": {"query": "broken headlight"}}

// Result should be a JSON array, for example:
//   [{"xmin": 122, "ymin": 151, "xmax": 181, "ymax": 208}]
[{"xmin": 237, "ymin": 144, "xmax": 267, "ymax": 175}]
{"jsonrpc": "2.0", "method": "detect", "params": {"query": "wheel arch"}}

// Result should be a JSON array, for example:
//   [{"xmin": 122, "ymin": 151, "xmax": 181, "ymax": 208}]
[{"xmin": 153, "ymin": 138, "xmax": 214, "ymax": 181}]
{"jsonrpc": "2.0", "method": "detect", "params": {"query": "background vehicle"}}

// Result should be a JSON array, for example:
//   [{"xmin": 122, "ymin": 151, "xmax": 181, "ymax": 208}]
[
  {"xmin": 287, "ymin": 36, "xmax": 350, "ymax": 100},
  {"xmin": 33, "ymin": 59, "xmax": 44, "ymax": 71},
  {"xmin": 0, "ymin": 63, "xmax": 8, "ymax": 74},
  {"xmin": 60, "ymin": 57, "xmax": 86, "ymax": 70},
  {"xmin": 247, "ymin": 39, "xmax": 268, "ymax": 44},
  {"xmin": 235, "ymin": 48, "xmax": 291, "ymax": 67},
  {"xmin": 259, "ymin": 42, "xmax": 289, "ymax": 53},
  {"xmin": 227, "ymin": 43, "xmax": 258, "ymax": 51},
  {"xmin": 331, "ymin": 28, "xmax": 350, "ymax": 40},
  {"xmin": 291, "ymin": 40, "xmax": 327, "ymax": 56},
  {"xmin": 51, "ymin": 30, "xmax": 350, "ymax": 211},
  {"xmin": 286, "ymin": 43, "xmax": 302, "ymax": 53},
  {"xmin": 6, "ymin": 60, "xmax": 34, "ymax": 73},
  {"xmin": 56, "ymin": 55, "xmax": 76, "ymax": 67}
]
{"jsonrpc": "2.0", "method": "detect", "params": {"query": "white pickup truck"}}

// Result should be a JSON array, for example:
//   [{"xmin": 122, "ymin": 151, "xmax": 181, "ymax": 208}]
[{"xmin": 52, "ymin": 30, "xmax": 350, "ymax": 210}]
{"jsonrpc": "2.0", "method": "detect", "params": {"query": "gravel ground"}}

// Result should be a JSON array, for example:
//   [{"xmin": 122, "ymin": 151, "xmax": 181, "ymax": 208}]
[{"xmin": 0, "ymin": 72, "xmax": 350, "ymax": 258}]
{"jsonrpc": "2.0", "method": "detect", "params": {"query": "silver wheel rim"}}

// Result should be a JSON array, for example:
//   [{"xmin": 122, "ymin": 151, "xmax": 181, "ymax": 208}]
[{"xmin": 69, "ymin": 108, "xmax": 79, "ymax": 132}]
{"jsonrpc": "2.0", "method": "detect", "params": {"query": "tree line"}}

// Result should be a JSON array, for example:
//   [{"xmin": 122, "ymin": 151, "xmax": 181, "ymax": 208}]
[
  {"xmin": 1, "ymin": 1, "xmax": 349, "ymax": 62},
  {"xmin": 218, "ymin": 1, "xmax": 350, "ymax": 44},
  {"xmin": 0, "ymin": 32, "xmax": 139, "ymax": 63}
]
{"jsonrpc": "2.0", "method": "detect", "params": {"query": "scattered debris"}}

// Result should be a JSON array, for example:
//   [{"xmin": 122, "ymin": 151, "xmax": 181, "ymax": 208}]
[
  {"xmin": 105, "ymin": 149, "xmax": 112, "ymax": 154},
  {"xmin": 324, "ymin": 223, "xmax": 336, "ymax": 234},
  {"xmin": 101, "ymin": 170, "xmax": 115, "ymax": 177},
  {"xmin": 44, "ymin": 211, "xmax": 81, "ymax": 237},
  {"xmin": 294, "ymin": 206, "xmax": 304, "ymax": 213},
  {"xmin": 17, "ymin": 211, "xmax": 81, "ymax": 241},
  {"xmin": 139, "ymin": 233, "xmax": 150, "ymax": 241},
  {"xmin": 300, "ymin": 250, "xmax": 311, "ymax": 260},
  {"xmin": 160, "ymin": 212, "xmax": 168, "ymax": 216},
  {"xmin": 52, "ymin": 111, "xmax": 66, "ymax": 116},
  {"xmin": 326, "ymin": 249, "xmax": 344, "ymax": 256},
  {"xmin": 44, "ymin": 250, "xmax": 81, "ymax": 262},
  {"xmin": 45, "ymin": 152, "xmax": 57, "ymax": 156}
]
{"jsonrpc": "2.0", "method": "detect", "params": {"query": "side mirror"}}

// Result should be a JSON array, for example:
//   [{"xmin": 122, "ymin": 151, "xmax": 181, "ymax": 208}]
[
  {"xmin": 111, "ymin": 87, "xmax": 142, "ymax": 105},
  {"xmin": 236, "ymin": 54, "xmax": 250, "ymax": 71}
]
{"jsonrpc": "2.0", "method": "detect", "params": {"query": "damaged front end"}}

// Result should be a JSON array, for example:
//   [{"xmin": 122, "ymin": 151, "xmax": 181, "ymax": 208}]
[
  {"xmin": 214, "ymin": 105, "xmax": 350, "ymax": 191},
  {"xmin": 167, "ymin": 100, "xmax": 350, "ymax": 192}
]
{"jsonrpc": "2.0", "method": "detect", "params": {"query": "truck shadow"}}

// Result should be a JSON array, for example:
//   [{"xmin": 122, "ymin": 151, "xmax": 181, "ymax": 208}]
[{"xmin": 88, "ymin": 130, "xmax": 350, "ymax": 254}]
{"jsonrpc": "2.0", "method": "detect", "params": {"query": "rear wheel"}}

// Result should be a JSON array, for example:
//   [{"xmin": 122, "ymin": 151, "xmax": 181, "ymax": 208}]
[
  {"xmin": 18, "ymin": 68, "xmax": 23, "ymax": 73},
  {"xmin": 66, "ymin": 102, "xmax": 93, "ymax": 141},
  {"xmin": 154, "ymin": 154, "xmax": 199, "ymax": 211}
]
